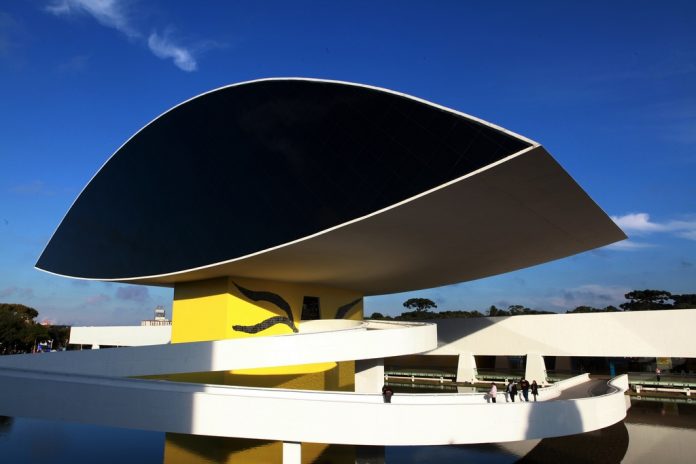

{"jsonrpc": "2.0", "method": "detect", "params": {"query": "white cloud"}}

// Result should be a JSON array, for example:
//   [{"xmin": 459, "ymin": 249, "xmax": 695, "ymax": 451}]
[
  {"xmin": 45, "ymin": 0, "xmax": 200, "ymax": 71},
  {"xmin": 677, "ymin": 229, "xmax": 696, "ymax": 241},
  {"xmin": 0, "ymin": 286, "xmax": 35, "ymax": 299},
  {"xmin": 604, "ymin": 240, "xmax": 656, "ymax": 251},
  {"xmin": 148, "ymin": 32, "xmax": 197, "ymax": 72},
  {"xmin": 84, "ymin": 293, "xmax": 110, "ymax": 305},
  {"xmin": 46, "ymin": 0, "xmax": 138, "ymax": 38},
  {"xmin": 9, "ymin": 180, "xmax": 55, "ymax": 195},
  {"xmin": 547, "ymin": 284, "xmax": 629, "ymax": 310},
  {"xmin": 611, "ymin": 212, "xmax": 696, "ymax": 243},
  {"xmin": 611, "ymin": 213, "xmax": 666, "ymax": 234}
]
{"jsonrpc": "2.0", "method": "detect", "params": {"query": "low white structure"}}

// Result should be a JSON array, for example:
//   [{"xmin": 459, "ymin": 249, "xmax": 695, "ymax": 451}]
[
  {"xmin": 431, "ymin": 309, "xmax": 696, "ymax": 357},
  {"xmin": 427, "ymin": 309, "xmax": 696, "ymax": 384}
]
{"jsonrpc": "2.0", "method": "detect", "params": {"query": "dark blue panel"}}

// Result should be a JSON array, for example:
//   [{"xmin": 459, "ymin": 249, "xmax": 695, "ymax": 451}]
[{"xmin": 37, "ymin": 80, "xmax": 531, "ymax": 279}]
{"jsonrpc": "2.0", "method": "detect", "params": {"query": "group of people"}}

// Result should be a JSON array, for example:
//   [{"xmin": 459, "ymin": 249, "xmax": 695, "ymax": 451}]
[{"xmin": 488, "ymin": 379, "xmax": 539, "ymax": 403}]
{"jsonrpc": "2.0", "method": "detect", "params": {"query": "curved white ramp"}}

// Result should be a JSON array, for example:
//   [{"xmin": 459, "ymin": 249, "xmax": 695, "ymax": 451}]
[
  {"xmin": 0, "ymin": 321, "xmax": 629, "ymax": 445},
  {"xmin": 0, "ymin": 321, "xmax": 433, "ymax": 377}
]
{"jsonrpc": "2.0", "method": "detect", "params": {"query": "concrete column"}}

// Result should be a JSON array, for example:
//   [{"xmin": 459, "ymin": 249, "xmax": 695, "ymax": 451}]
[
  {"xmin": 456, "ymin": 352, "xmax": 477, "ymax": 383},
  {"xmin": 283, "ymin": 441, "xmax": 301, "ymax": 464},
  {"xmin": 355, "ymin": 358, "xmax": 384, "ymax": 393},
  {"xmin": 525, "ymin": 353, "xmax": 547, "ymax": 385}
]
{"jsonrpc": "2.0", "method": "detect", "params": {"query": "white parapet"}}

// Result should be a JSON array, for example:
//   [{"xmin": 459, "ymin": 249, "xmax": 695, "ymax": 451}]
[{"xmin": 69, "ymin": 325, "xmax": 172, "ymax": 346}]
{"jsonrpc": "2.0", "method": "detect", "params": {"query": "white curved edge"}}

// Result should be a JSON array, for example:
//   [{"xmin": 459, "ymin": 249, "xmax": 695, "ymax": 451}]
[
  {"xmin": 0, "ymin": 321, "xmax": 436, "ymax": 378},
  {"xmin": 69, "ymin": 325, "xmax": 172, "ymax": 346},
  {"xmin": 0, "ymin": 367, "xmax": 628, "ymax": 445},
  {"xmin": 35, "ymin": 76, "xmax": 540, "ymax": 283}
]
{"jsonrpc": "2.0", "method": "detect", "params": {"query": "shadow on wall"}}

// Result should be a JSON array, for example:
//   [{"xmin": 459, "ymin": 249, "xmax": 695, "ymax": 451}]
[{"xmin": 433, "ymin": 317, "xmax": 497, "ymax": 346}]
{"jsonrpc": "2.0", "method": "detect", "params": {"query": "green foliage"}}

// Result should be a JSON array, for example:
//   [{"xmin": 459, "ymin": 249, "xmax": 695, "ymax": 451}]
[
  {"xmin": 0, "ymin": 303, "xmax": 50, "ymax": 354},
  {"xmin": 672, "ymin": 294, "xmax": 696, "ymax": 309},
  {"xmin": 375, "ymin": 288, "xmax": 695, "ymax": 320},
  {"xmin": 566, "ymin": 305, "xmax": 621, "ymax": 313},
  {"xmin": 487, "ymin": 305, "xmax": 553, "ymax": 316},
  {"xmin": 620, "ymin": 289, "xmax": 673, "ymax": 311},
  {"xmin": 402, "ymin": 298, "xmax": 437, "ymax": 312},
  {"xmin": 487, "ymin": 305, "xmax": 507, "ymax": 316}
]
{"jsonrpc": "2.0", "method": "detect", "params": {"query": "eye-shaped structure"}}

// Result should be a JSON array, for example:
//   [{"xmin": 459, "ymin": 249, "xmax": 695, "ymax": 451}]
[{"xmin": 36, "ymin": 78, "xmax": 625, "ymax": 294}]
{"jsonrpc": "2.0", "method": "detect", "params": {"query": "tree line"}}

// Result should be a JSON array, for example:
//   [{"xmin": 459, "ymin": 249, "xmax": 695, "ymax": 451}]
[
  {"xmin": 0, "ymin": 303, "xmax": 69, "ymax": 355},
  {"xmin": 369, "ymin": 290, "xmax": 696, "ymax": 320}
]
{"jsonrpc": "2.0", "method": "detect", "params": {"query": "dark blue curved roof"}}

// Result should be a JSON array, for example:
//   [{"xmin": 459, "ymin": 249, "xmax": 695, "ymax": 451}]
[{"xmin": 36, "ymin": 79, "xmax": 532, "ymax": 280}]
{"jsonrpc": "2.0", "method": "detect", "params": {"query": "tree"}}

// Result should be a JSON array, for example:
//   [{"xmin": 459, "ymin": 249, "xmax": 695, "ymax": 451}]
[
  {"xmin": 487, "ymin": 305, "xmax": 508, "ymax": 317},
  {"xmin": 566, "ymin": 305, "xmax": 600, "ymax": 313},
  {"xmin": 566, "ymin": 305, "xmax": 621, "ymax": 313},
  {"xmin": 620, "ymin": 290, "xmax": 673, "ymax": 311},
  {"xmin": 672, "ymin": 294, "xmax": 696, "ymax": 309},
  {"xmin": 402, "ymin": 298, "xmax": 437, "ymax": 313},
  {"xmin": 0, "ymin": 303, "xmax": 49, "ymax": 354},
  {"xmin": 508, "ymin": 305, "xmax": 526, "ymax": 315}
]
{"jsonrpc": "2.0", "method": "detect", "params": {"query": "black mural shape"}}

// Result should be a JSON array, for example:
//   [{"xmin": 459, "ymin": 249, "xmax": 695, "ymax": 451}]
[
  {"xmin": 232, "ymin": 316, "xmax": 298, "ymax": 334},
  {"xmin": 232, "ymin": 282, "xmax": 294, "ymax": 321},
  {"xmin": 231, "ymin": 282, "xmax": 298, "ymax": 334},
  {"xmin": 335, "ymin": 298, "xmax": 362, "ymax": 319}
]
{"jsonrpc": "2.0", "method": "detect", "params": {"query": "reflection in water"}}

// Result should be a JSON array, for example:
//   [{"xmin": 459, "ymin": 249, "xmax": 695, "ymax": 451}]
[
  {"xmin": 0, "ymin": 415, "xmax": 13, "ymax": 438},
  {"xmin": 0, "ymin": 400, "xmax": 695, "ymax": 463},
  {"xmin": 517, "ymin": 421, "xmax": 629, "ymax": 463},
  {"xmin": 164, "ymin": 433, "xmax": 355, "ymax": 464}
]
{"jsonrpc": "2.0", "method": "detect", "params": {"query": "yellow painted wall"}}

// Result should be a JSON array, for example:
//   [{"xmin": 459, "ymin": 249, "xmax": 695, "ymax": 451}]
[
  {"xmin": 172, "ymin": 276, "xmax": 363, "ymax": 343},
  {"xmin": 167, "ymin": 276, "xmax": 362, "ymax": 391}
]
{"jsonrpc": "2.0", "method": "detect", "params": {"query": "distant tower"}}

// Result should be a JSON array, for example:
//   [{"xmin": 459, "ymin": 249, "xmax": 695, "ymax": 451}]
[
  {"xmin": 141, "ymin": 306, "xmax": 171, "ymax": 326},
  {"xmin": 154, "ymin": 306, "xmax": 166, "ymax": 321}
]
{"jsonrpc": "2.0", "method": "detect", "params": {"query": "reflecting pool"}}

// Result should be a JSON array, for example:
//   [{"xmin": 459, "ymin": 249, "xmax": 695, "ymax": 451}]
[{"xmin": 0, "ymin": 399, "xmax": 693, "ymax": 463}]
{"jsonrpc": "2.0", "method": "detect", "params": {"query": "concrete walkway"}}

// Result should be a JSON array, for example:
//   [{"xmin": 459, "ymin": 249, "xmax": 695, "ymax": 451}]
[{"xmin": 555, "ymin": 379, "xmax": 611, "ymax": 400}]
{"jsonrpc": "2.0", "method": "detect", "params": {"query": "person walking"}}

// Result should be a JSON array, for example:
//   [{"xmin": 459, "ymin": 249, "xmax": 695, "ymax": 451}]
[
  {"xmin": 508, "ymin": 380, "xmax": 517, "ymax": 402},
  {"xmin": 656, "ymin": 367, "xmax": 661, "ymax": 382},
  {"xmin": 382, "ymin": 385, "xmax": 394, "ymax": 403},
  {"xmin": 531, "ymin": 380, "xmax": 539, "ymax": 402},
  {"xmin": 489, "ymin": 382, "xmax": 498, "ymax": 403},
  {"xmin": 521, "ymin": 379, "xmax": 530, "ymax": 402}
]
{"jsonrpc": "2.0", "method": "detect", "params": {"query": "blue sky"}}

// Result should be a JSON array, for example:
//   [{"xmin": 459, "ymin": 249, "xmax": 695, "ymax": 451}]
[{"xmin": 1, "ymin": 1, "xmax": 695, "ymax": 325}]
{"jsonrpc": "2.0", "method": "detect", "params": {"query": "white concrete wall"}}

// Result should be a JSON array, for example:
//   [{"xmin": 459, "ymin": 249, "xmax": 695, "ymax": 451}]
[
  {"xmin": 429, "ymin": 309, "xmax": 696, "ymax": 357},
  {"xmin": 69, "ymin": 325, "xmax": 172, "ymax": 346}
]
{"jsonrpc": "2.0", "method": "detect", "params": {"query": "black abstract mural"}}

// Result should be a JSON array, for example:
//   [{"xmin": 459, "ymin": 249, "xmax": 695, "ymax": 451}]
[
  {"xmin": 231, "ymin": 282, "xmax": 298, "ymax": 334},
  {"xmin": 335, "ymin": 298, "xmax": 362, "ymax": 319}
]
